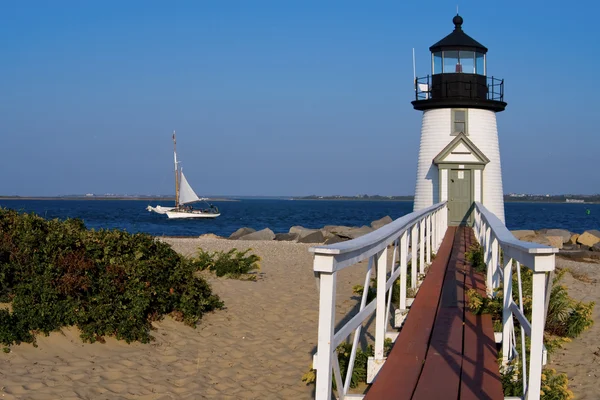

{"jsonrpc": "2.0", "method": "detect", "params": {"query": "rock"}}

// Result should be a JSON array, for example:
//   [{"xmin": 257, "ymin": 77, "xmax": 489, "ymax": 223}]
[
  {"xmin": 289, "ymin": 226, "xmax": 319, "ymax": 240},
  {"xmin": 517, "ymin": 234, "xmax": 552, "ymax": 247},
  {"xmin": 511, "ymin": 230, "xmax": 536, "ymax": 240},
  {"xmin": 199, "ymin": 233, "xmax": 223, "ymax": 239},
  {"xmin": 569, "ymin": 234, "xmax": 580, "ymax": 245},
  {"xmin": 324, "ymin": 235, "xmax": 347, "ymax": 245},
  {"xmin": 577, "ymin": 230, "xmax": 600, "ymax": 247},
  {"xmin": 592, "ymin": 243, "xmax": 600, "ymax": 252},
  {"xmin": 537, "ymin": 229, "xmax": 572, "ymax": 244},
  {"xmin": 297, "ymin": 231, "xmax": 325, "ymax": 244},
  {"xmin": 371, "ymin": 216, "xmax": 393, "ymax": 230},
  {"xmin": 238, "ymin": 228, "xmax": 275, "ymax": 241},
  {"xmin": 275, "ymin": 233, "xmax": 299, "ymax": 242},
  {"xmin": 324, "ymin": 225, "xmax": 373, "ymax": 239},
  {"xmin": 319, "ymin": 229, "xmax": 335, "ymax": 240},
  {"xmin": 545, "ymin": 236, "xmax": 563, "ymax": 249},
  {"xmin": 229, "ymin": 227, "xmax": 256, "ymax": 240}
]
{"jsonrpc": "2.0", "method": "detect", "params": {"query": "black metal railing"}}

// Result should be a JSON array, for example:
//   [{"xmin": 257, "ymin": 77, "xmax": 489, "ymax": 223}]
[{"xmin": 415, "ymin": 75, "xmax": 504, "ymax": 102}]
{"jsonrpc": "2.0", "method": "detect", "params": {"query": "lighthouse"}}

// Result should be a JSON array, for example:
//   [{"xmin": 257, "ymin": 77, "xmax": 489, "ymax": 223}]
[{"xmin": 412, "ymin": 15, "xmax": 507, "ymax": 224}]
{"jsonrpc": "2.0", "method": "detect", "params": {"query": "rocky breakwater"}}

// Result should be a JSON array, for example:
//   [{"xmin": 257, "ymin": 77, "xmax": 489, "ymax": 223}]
[
  {"xmin": 511, "ymin": 228, "xmax": 600, "ymax": 259},
  {"xmin": 226, "ymin": 215, "xmax": 394, "ymax": 245}
]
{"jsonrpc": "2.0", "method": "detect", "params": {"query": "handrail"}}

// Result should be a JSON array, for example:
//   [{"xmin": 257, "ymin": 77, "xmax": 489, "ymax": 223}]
[
  {"xmin": 312, "ymin": 202, "xmax": 447, "ymax": 400},
  {"xmin": 310, "ymin": 202, "xmax": 447, "ymax": 272},
  {"xmin": 473, "ymin": 202, "xmax": 558, "ymax": 400}
]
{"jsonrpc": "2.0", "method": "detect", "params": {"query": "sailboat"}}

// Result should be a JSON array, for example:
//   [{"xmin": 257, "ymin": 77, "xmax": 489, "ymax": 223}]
[{"xmin": 147, "ymin": 132, "xmax": 220, "ymax": 219}]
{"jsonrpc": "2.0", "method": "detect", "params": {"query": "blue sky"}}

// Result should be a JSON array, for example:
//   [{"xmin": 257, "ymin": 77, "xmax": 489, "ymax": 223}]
[{"xmin": 1, "ymin": 0, "xmax": 599, "ymax": 196}]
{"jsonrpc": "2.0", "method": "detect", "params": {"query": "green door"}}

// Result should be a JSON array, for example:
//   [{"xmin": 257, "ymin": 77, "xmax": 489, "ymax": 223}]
[{"xmin": 448, "ymin": 169, "xmax": 473, "ymax": 226}]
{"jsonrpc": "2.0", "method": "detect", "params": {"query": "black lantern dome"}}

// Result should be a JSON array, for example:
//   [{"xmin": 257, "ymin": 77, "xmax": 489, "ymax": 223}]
[{"xmin": 412, "ymin": 15, "xmax": 506, "ymax": 112}]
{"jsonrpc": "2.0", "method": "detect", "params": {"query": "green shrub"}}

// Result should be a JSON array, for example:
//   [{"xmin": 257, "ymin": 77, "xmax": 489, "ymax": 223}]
[
  {"xmin": 0, "ymin": 208, "xmax": 224, "ymax": 346},
  {"xmin": 465, "ymin": 243, "xmax": 486, "ymax": 274},
  {"xmin": 194, "ymin": 248, "xmax": 260, "ymax": 279},
  {"xmin": 302, "ymin": 338, "xmax": 393, "ymax": 390},
  {"xmin": 501, "ymin": 364, "xmax": 574, "ymax": 400}
]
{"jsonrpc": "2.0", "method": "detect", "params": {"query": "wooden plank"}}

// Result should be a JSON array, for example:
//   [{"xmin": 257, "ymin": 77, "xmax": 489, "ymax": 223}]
[
  {"xmin": 364, "ymin": 227, "xmax": 457, "ymax": 400},
  {"xmin": 461, "ymin": 227, "xmax": 504, "ymax": 400},
  {"xmin": 412, "ymin": 228, "xmax": 465, "ymax": 400}
]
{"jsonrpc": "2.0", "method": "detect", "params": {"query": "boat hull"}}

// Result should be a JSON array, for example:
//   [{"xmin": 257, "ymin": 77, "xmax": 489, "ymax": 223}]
[
  {"xmin": 166, "ymin": 211, "xmax": 221, "ymax": 219},
  {"xmin": 147, "ymin": 205, "xmax": 176, "ymax": 214}
]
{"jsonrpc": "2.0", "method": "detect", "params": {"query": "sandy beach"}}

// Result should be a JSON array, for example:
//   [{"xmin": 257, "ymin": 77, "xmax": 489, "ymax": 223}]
[
  {"xmin": 0, "ymin": 237, "xmax": 598, "ymax": 399},
  {"xmin": 0, "ymin": 238, "xmax": 368, "ymax": 399}
]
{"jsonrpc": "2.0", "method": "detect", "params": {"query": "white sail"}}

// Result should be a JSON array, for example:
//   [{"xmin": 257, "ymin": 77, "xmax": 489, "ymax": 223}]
[{"xmin": 178, "ymin": 171, "xmax": 202, "ymax": 205}]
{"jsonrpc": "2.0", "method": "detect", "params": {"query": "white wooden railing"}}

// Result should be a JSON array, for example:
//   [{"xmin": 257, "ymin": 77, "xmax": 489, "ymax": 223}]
[
  {"xmin": 474, "ymin": 202, "xmax": 558, "ymax": 400},
  {"xmin": 310, "ymin": 202, "xmax": 447, "ymax": 400}
]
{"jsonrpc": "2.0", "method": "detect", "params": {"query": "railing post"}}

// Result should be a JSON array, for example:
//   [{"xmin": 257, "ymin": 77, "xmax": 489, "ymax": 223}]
[
  {"xmin": 528, "ymin": 270, "xmax": 547, "ymax": 400},
  {"xmin": 484, "ymin": 228, "xmax": 492, "ymax": 293},
  {"xmin": 411, "ymin": 224, "xmax": 418, "ymax": 288},
  {"xmin": 501, "ymin": 256, "xmax": 513, "ymax": 367},
  {"xmin": 399, "ymin": 231, "xmax": 408, "ymax": 311},
  {"xmin": 314, "ymin": 255, "xmax": 336, "ymax": 400},
  {"xmin": 419, "ymin": 218, "xmax": 425, "ymax": 275},
  {"xmin": 491, "ymin": 236, "xmax": 499, "ymax": 291},
  {"xmin": 372, "ymin": 248, "xmax": 388, "ymax": 370},
  {"xmin": 427, "ymin": 215, "xmax": 432, "ymax": 263}
]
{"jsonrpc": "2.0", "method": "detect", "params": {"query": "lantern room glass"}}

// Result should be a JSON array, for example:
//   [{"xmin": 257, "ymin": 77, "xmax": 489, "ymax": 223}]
[
  {"xmin": 476, "ymin": 52, "xmax": 485, "ymax": 75},
  {"xmin": 432, "ymin": 50, "xmax": 487, "ymax": 75},
  {"xmin": 433, "ymin": 52, "xmax": 442, "ymax": 74}
]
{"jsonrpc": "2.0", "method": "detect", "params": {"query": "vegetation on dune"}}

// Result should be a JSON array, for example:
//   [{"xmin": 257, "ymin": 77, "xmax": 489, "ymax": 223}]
[
  {"xmin": 464, "ymin": 244, "xmax": 594, "ymax": 400},
  {"xmin": 194, "ymin": 248, "xmax": 260, "ymax": 280},
  {"xmin": 0, "ymin": 208, "xmax": 230, "ymax": 346}
]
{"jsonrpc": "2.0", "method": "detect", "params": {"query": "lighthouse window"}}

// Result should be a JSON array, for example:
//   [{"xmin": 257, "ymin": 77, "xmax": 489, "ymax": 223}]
[{"xmin": 452, "ymin": 109, "xmax": 467, "ymax": 135}]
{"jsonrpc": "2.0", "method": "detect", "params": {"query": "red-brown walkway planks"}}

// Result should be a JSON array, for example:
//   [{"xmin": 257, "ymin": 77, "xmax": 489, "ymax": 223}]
[{"xmin": 364, "ymin": 227, "xmax": 504, "ymax": 400}]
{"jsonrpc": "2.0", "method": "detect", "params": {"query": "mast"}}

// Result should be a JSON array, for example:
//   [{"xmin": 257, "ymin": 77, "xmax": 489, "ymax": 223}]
[{"xmin": 173, "ymin": 131, "xmax": 179, "ymax": 207}]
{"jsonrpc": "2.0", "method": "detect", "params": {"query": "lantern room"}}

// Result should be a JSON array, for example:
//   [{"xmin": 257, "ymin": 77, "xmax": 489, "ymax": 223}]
[{"xmin": 413, "ymin": 15, "xmax": 506, "ymax": 112}]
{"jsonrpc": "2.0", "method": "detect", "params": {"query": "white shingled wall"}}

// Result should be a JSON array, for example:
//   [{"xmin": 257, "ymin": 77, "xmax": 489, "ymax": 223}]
[{"xmin": 413, "ymin": 108, "xmax": 505, "ymax": 223}]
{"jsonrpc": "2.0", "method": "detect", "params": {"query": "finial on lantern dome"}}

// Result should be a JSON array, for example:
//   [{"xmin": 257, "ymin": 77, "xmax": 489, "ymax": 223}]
[{"xmin": 453, "ymin": 14, "xmax": 463, "ymax": 30}]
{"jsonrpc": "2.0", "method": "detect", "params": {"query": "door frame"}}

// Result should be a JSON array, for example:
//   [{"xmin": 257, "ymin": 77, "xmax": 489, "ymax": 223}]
[{"xmin": 445, "ymin": 167, "xmax": 476, "ymax": 226}]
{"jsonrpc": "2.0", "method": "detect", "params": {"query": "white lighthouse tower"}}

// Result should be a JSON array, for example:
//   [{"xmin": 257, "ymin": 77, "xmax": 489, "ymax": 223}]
[{"xmin": 412, "ymin": 15, "xmax": 507, "ymax": 224}]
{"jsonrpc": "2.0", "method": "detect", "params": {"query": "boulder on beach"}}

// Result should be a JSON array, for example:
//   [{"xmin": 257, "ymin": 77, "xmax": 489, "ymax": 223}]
[
  {"xmin": 237, "ymin": 228, "xmax": 275, "ymax": 241},
  {"xmin": 324, "ymin": 235, "xmax": 347, "ymax": 245},
  {"xmin": 275, "ymin": 233, "xmax": 299, "ymax": 242},
  {"xmin": 577, "ymin": 230, "xmax": 600, "ymax": 248},
  {"xmin": 297, "ymin": 231, "xmax": 325, "ymax": 244},
  {"xmin": 545, "ymin": 236, "xmax": 564, "ymax": 249},
  {"xmin": 569, "ymin": 233, "xmax": 580, "ymax": 245},
  {"xmin": 229, "ymin": 227, "xmax": 256, "ymax": 240},
  {"xmin": 199, "ymin": 233, "xmax": 224, "ymax": 239},
  {"xmin": 511, "ymin": 230, "xmax": 536, "ymax": 240},
  {"xmin": 289, "ymin": 226, "xmax": 319, "ymax": 240},
  {"xmin": 371, "ymin": 216, "xmax": 393, "ymax": 230},
  {"xmin": 537, "ymin": 229, "xmax": 572, "ymax": 244},
  {"xmin": 323, "ymin": 225, "xmax": 373, "ymax": 240},
  {"xmin": 592, "ymin": 242, "xmax": 600, "ymax": 252}
]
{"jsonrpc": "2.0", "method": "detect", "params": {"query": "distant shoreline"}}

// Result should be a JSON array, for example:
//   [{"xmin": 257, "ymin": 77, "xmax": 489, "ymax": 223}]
[{"xmin": 0, "ymin": 196, "xmax": 239, "ymax": 202}]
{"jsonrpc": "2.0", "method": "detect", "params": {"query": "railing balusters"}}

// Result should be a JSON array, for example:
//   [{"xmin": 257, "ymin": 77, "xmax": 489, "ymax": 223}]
[
  {"xmin": 501, "ymin": 256, "xmax": 513, "ymax": 366},
  {"xmin": 411, "ymin": 224, "xmax": 418, "ymax": 288},
  {"xmin": 516, "ymin": 261, "xmax": 528, "ymax": 395},
  {"xmin": 374, "ymin": 248, "xmax": 388, "ymax": 362},
  {"xmin": 419, "ymin": 219, "xmax": 425, "ymax": 275},
  {"xmin": 399, "ymin": 231, "xmax": 408, "ymax": 311},
  {"xmin": 475, "ymin": 202, "xmax": 557, "ymax": 400}
]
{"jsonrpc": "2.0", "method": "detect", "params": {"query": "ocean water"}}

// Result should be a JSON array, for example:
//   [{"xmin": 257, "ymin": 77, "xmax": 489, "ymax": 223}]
[{"xmin": 0, "ymin": 199, "xmax": 598, "ymax": 237}]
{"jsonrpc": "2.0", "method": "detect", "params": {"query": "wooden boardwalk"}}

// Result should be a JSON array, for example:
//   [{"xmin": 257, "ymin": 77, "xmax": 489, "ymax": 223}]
[{"xmin": 364, "ymin": 227, "xmax": 504, "ymax": 400}]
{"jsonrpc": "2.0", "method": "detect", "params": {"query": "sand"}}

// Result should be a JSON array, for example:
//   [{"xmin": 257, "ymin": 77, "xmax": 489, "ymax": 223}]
[
  {"xmin": 1, "ymin": 237, "xmax": 598, "ymax": 399},
  {"xmin": 0, "ymin": 238, "xmax": 368, "ymax": 399},
  {"xmin": 548, "ymin": 257, "xmax": 600, "ymax": 399}
]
